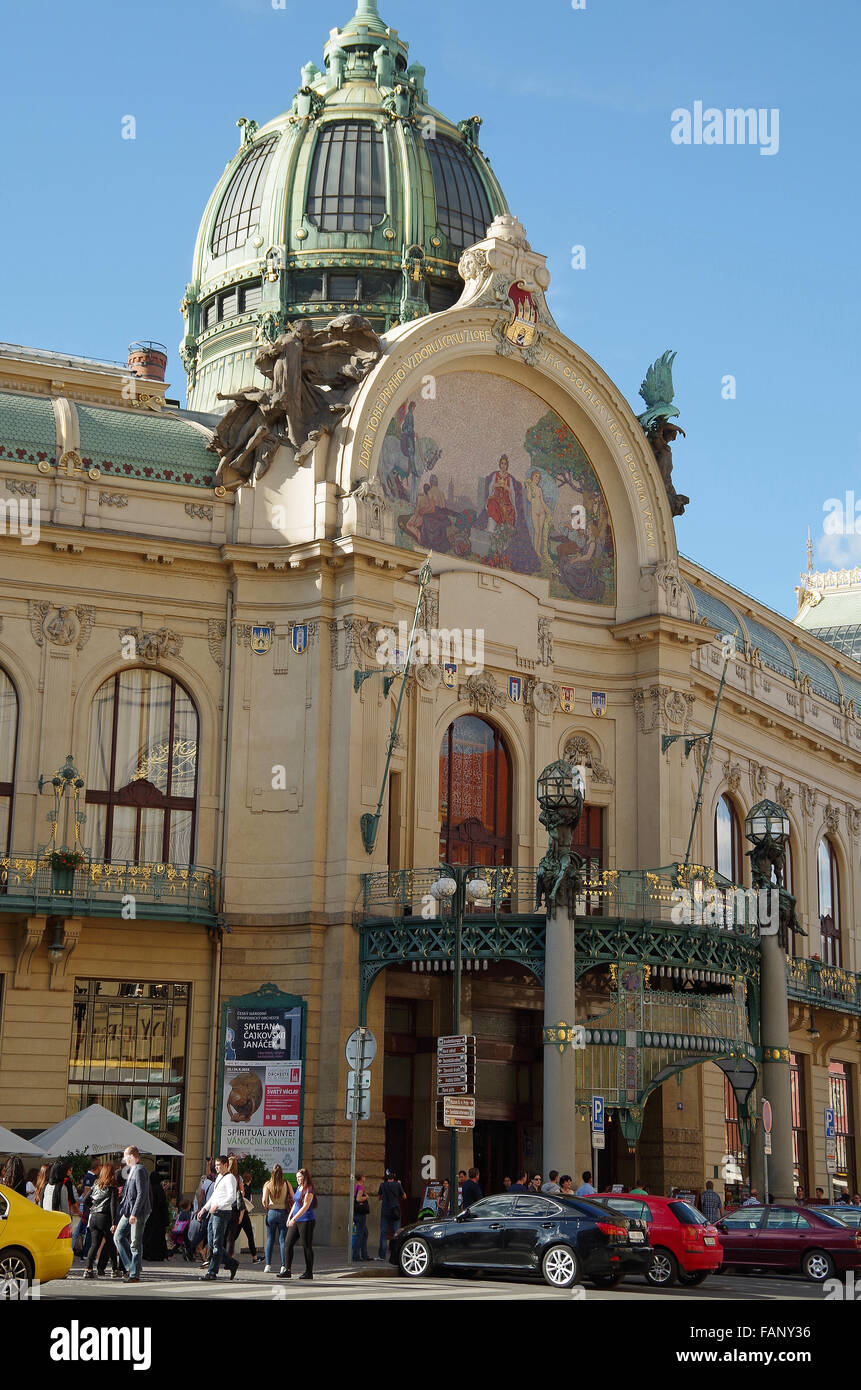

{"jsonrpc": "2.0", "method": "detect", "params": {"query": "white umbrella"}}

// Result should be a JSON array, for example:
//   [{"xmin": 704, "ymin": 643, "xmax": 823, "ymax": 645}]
[
  {"xmin": 0, "ymin": 1125, "xmax": 46, "ymax": 1157},
  {"xmin": 31, "ymin": 1104, "xmax": 183, "ymax": 1158}
]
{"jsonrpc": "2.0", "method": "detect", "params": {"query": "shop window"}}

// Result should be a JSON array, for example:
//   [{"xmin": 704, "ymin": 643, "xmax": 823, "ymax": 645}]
[
  {"xmin": 85, "ymin": 670, "xmax": 199, "ymax": 866},
  {"xmin": 818, "ymin": 838, "xmax": 841, "ymax": 966},
  {"xmin": 69, "ymin": 979, "xmax": 189, "ymax": 1157},
  {"xmin": 439, "ymin": 716, "xmax": 511, "ymax": 866},
  {"xmin": 0, "ymin": 667, "xmax": 18, "ymax": 853}
]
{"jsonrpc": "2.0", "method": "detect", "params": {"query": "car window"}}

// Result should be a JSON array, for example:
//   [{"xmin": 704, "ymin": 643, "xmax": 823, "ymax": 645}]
[
  {"xmin": 669, "ymin": 1201, "xmax": 708, "ymax": 1226},
  {"xmin": 465, "ymin": 1197, "xmax": 514, "ymax": 1219},
  {"xmin": 765, "ymin": 1208, "xmax": 800, "ymax": 1229},
  {"xmin": 722, "ymin": 1207, "xmax": 765, "ymax": 1229},
  {"xmin": 513, "ymin": 1195, "xmax": 561, "ymax": 1216},
  {"xmin": 605, "ymin": 1198, "xmax": 649, "ymax": 1221},
  {"xmin": 811, "ymin": 1210, "xmax": 845, "ymax": 1228},
  {"xmin": 0, "ymin": 1191, "xmax": 8, "ymax": 1219}
]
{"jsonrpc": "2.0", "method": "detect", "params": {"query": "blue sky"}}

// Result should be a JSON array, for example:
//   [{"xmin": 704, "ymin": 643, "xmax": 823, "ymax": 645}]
[{"xmin": 3, "ymin": 0, "xmax": 859, "ymax": 617}]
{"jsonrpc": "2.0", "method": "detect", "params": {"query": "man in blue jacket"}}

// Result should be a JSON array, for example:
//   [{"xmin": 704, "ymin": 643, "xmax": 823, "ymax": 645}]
[{"xmin": 113, "ymin": 1146, "xmax": 152, "ymax": 1284}]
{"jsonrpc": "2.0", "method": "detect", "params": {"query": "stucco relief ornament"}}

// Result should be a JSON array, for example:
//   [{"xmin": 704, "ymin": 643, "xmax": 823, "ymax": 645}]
[
  {"xmin": 775, "ymin": 780, "xmax": 793, "ymax": 810},
  {"xmin": 664, "ymin": 691, "xmax": 688, "ymax": 726},
  {"xmin": 800, "ymin": 784, "xmax": 816, "ymax": 818},
  {"xmin": 750, "ymin": 761, "xmax": 768, "ymax": 798},
  {"xmin": 460, "ymin": 671, "xmax": 505, "ymax": 714},
  {"xmin": 537, "ymin": 616, "xmax": 554, "ymax": 666},
  {"xmin": 414, "ymin": 662, "xmax": 442, "ymax": 690},
  {"xmin": 121, "ymin": 628, "xmax": 183, "ymax": 662},
  {"xmin": 207, "ymin": 314, "xmax": 382, "ymax": 489},
  {"xmin": 563, "ymin": 734, "xmax": 613, "ymax": 784},
  {"xmin": 29, "ymin": 602, "xmax": 95, "ymax": 650},
  {"xmin": 525, "ymin": 679, "xmax": 558, "ymax": 720},
  {"xmin": 724, "ymin": 760, "xmax": 742, "ymax": 793},
  {"xmin": 208, "ymin": 619, "xmax": 226, "ymax": 670},
  {"xmin": 824, "ymin": 804, "xmax": 841, "ymax": 835},
  {"xmin": 636, "ymin": 350, "xmax": 688, "ymax": 517},
  {"xmin": 848, "ymin": 807, "xmax": 861, "ymax": 839}
]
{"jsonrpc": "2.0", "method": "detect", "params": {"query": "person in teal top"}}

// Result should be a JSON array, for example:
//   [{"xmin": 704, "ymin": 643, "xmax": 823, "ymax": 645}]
[{"xmin": 282, "ymin": 1167, "xmax": 316, "ymax": 1280}]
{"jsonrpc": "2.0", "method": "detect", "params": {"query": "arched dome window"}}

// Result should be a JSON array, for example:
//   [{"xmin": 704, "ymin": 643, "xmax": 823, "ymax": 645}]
[
  {"xmin": 426, "ymin": 136, "xmax": 493, "ymax": 252},
  {"xmin": 85, "ymin": 670, "xmax": 199, "ymax": 866},
  {"xmin": 439, "ymin": 715, "xmax": 511, "ymax": 866},
  {"xmin": 306, "ymin": 121, "xmax": 387, "ymax": 232},
  {"xmin": 714, "ymin": 795, "xmax": 742, "ymax": 881},
  {"xmin": 817, "ymin": 837, "xmax": 841, "ymax": 967},
  {"xmin": 210, "ymin": 134, "xmax": 279, "ymax": 257},
  {"xmin": 0, "ymin": 668, "xmax": 18, "ymax": 853}
]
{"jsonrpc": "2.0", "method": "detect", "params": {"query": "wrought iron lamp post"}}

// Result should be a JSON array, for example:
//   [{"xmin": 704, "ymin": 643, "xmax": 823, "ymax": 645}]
[
  {"xmin": 745, "ymin": 799, "xmax": 796, "ymax": 1201},
  {"xmin": 536, "ymin": 760, "xmax": 586, "ymax": 1178},
  {"xmin": 431, "ymin": 869, "xmax": 490, "ymax": 1208}
]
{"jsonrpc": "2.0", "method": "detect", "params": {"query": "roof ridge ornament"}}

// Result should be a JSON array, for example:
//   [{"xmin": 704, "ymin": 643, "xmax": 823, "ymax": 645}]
[{"xmin": 454, "ymin": 215, "xmax": 557, "ymax": 367}]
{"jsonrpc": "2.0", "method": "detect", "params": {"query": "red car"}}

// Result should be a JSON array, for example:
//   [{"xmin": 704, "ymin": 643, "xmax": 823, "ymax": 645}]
[
  {"xmin": 592, "ymin": 1192, "xmax": 722, "ymax": 1287},
  {"xmin": 717, "ymin": 1203, "xmax": 861, "ymax": 1282}
]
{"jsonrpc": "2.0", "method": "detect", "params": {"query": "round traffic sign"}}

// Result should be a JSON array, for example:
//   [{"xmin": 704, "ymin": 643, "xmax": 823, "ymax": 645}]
[
  {"xmin": 346, "ymin": 1028, "xmax": 377, "ymax": 1069},
  {"xmin": 762, "ymin": 1099, "xmax": 772, "ymax": 1134}
]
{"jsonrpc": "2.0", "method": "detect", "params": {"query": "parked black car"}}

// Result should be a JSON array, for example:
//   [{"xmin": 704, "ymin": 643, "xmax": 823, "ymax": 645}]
[{"xmin": 391, "ymin": 1192, "xmax": 652, "ymax": 1289}]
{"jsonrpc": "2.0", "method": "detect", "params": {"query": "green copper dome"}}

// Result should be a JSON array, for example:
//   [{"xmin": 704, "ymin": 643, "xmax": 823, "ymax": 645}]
[{"xmin": 181, "ymin": 0, "xmax": 509, "ymax": 413}]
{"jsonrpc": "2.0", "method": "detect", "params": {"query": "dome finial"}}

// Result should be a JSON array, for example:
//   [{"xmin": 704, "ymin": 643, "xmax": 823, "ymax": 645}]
[{"xmin": 353, "ymin": 0, "xmax": 381, "ymax": 16}]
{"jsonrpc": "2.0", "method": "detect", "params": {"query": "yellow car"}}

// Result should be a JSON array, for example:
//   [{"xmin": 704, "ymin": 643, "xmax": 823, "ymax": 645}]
[{"xmin": 0, "ymin": 1183, "xmax": 73, "ymax": 1291}]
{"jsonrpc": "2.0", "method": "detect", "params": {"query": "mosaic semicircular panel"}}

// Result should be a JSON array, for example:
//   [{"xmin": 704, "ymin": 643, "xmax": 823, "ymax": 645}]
[{"xmin": 376, "ymin": 371, "xmax": 615, "ymax": 604}]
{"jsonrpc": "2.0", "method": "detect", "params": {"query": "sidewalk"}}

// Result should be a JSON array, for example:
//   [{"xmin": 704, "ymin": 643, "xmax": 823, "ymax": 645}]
[{"xmin": 68, "ymin": 1246, "xmax": 395, "ymax": 1283}]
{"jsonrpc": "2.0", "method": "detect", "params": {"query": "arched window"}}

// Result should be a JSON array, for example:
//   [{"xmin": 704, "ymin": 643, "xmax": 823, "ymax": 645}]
[
  {"xmin": 210, "ymin": 135, "xmax": 278, "ymax": 257},
  {"xmin": 85, "ymin": 670, "xmax": 199, "ymax": 866},
  {"xmin": 714, "ymin": 795, "xmax": 742, "ymax": 881},
  {"xmin": 305, "ymin": 122, "xmax": 387, "ymax": 233},
  {"xmin": 0, "ymin": 668, "xmax": 18, "ymax": 853},
  {"xmin": 817, "ymin": 838, "xmax": 841, "ymax": 967},
  {"xmin": 439, "ymin": 716, "xmax": 511, "ymax": 866}
]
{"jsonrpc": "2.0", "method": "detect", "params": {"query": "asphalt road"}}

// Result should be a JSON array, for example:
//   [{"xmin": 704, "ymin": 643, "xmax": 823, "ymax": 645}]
[{"xmin": 36, "ymin": 1262, "xmax": 831, "ymax": 1301}]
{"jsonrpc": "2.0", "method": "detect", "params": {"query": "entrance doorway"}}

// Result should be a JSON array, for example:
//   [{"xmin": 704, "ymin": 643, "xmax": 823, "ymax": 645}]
[{"xmin": 474, "ymin": 1120, "xmax": 519, "ymax": 1195}]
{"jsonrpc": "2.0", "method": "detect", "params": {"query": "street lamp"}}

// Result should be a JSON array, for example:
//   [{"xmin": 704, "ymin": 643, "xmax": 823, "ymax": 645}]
[{"xmin": 536, "ymin": 760, "xmax": 585, "ymax": 816}]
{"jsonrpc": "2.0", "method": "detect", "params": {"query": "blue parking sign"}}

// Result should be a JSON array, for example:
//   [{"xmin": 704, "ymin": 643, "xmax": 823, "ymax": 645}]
[
  {"xmin": 825, "ymin": 1108, "xmax": 836, "ymax": 1139},
  {"xmin": 592, "ymin": 1095, "xmax": 605, "ymax": 1133}
]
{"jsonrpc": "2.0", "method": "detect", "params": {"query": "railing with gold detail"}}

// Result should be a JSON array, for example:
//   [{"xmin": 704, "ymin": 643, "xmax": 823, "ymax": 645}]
[
  {"xmin": 787, "ymin": 955, "xmax": 861, "ymax": 1015},
  {"xmin": 0, "ymin": 854, "xmax": 218, "ymax": 922}
]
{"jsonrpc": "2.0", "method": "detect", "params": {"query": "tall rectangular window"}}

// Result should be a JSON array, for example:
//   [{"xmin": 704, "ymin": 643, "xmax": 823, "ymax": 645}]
[
  {"xmin": 790, "ymin": 1051, "xmax": 808, "ymax": 1197},
  {"xmin": 69, "ymin": 980, "xmax": 189, "ymax": 1158},
  {"xmin": 829, "ymin": 1061, "xmax": 856, "ymax": 1197},
  {"xmin": 573, "ymin": 805, "xmax": 603, "ymax": 917}
]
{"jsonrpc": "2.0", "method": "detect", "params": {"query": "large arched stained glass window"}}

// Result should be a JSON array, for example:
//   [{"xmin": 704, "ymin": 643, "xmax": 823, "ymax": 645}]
[
  {"xmin": 305, "ymin": 122, "xmax": 387, "ymax": 232},
  {"xmin": 85, "ymin": 670, "xmax": 199, "ymax": 866},
  {"xmin": 818, "ymin": 837, "xmax": 841, "ymax": 967},
  {"xmin": 439, "ymin": 716, "xmax": 511, "ymax": 866},
  {"xmin": 0, "ymin": 668, "xmax": 18, "ymax": 852},
  {"xmin": 714, "ymin": 795, "xmax": 742, "ymax": 881},
  {"xmin": 426, "ymin": 136, "xmax": 493, "ymax": 253},
  {"xmin": 210, "ymin": 135, "xmax": 278, "ymax": 257}
]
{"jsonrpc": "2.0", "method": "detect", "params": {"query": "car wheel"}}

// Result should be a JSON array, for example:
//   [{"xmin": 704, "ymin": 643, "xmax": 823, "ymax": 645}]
[
  {"xmin": 0, "ymin": 1247, "xmax": 34, "ymax": 1297},
  {"xmin": 591, "ymin": 1270, "xmax": 625, "ymax": 1289},
  {"xmin": 541, "ymin": 1244, "xmax": 581, "ymax": 1289},
  {"xmin": 678, "ymin": 1269, "xmax": 710, "ymax": 1286},
  {"xmin": 646, "ymin": 1247, "xmax": 678, "ymax": 1288},
  {"xmin": 398, "ymin": 1236, "xmax": 433, "ymax": 1278},
  {"xmin": 801, "ymin": 1249, "xmax": 834, "ymax": 1283}
]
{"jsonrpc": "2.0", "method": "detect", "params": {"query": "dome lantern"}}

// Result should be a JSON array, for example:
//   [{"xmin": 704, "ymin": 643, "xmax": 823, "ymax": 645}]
[{"xmin": 180, "ymin": 0, "xmax": 509, "ymax": 414}]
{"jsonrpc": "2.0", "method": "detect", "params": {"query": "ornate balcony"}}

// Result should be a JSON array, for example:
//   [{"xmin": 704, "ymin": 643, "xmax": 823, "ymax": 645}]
[
  {"xmin": 786, "ymin": 955, "xmax": 861, "ymax": 1016},
  {"xmin": 0, "ymin": 853, "xmax": 219, "ymax": 924}
]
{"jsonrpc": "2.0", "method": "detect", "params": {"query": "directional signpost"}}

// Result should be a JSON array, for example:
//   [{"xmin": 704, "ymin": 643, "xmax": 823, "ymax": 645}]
[
  {"xmin": 436, "ymin": 1035, "xmax": 476, "ymax": 1131},
  {"xmin": 591, "ymin": 1095, "xmax": 605, "ymax": 1190},
  {"xmin": 345, "ymin": 1026, "xmax": 375, "ymax": 1264}
]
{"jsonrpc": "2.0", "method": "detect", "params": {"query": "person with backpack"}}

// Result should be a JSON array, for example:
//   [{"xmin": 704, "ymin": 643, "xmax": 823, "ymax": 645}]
[
  {"xmin": 377, "ymin": 1168, "xmax": 405, "ymax": 1260},
  {"xmin": 283, "ymin": 1167, "xmax": 316, "ymax": 1280},
  {"xmin": 83, "ymin": 1164, "xmax": 120, "ymax": 1278},
  {"xmin": 352, "ymin": 1173, "xmax": 371, "ymax": 1262}
]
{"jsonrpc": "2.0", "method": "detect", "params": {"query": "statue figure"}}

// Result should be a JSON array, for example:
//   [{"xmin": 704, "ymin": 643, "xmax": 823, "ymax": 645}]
[
  {"xmin": 637, "ymin": 350, "xmax": 689, "ymax": 517},
  {"xmin": 208, "ymin": 314, "xmax": 382, "ymax": 489}
]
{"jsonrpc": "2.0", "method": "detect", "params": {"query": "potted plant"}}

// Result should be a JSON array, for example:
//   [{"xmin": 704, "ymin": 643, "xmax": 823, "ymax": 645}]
[{"xmin": 49, "ymin": 847, "xmax": 85, "ymax": 894}]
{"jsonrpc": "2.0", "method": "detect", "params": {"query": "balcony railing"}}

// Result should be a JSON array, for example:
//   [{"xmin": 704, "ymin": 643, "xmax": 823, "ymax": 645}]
[
  {"xmin": 356, "ymin": 863, "xmax": 761, "ymax": 935},
  {"xmin": 0, "ymin": 854, "xmax": 219, "ymax": 922},
  {"xmin": 786, "ymin": 955, "xmax": 861, "ymax": 1015}
]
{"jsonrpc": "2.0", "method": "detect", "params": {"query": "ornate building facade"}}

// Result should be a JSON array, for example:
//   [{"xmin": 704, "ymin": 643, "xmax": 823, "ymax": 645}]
[{"xmin": 0, "ymin": 1, "xmax": 858, "ymax": 1237}]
